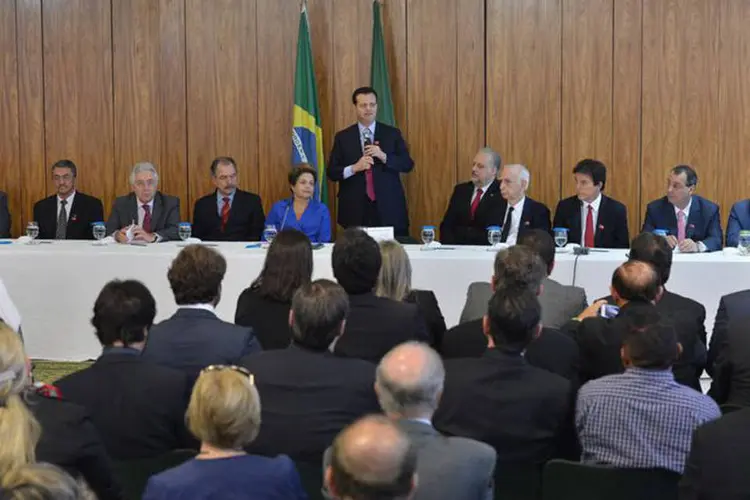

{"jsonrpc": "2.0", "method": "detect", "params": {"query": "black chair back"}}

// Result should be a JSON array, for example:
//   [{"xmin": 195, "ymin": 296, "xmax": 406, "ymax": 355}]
[
  {"xmin": 113, "ymin": 449, "xmax": 197, "ymax": 500},
  {"xmin": 494, "ymin": 463, "xmax": 543, "ymax": 500},
  {"xmin": 720, "ymin": 403, "xmax": 745, "ymax": 415}
]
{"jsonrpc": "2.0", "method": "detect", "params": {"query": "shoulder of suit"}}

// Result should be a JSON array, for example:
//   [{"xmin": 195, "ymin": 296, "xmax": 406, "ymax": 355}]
[
  {"xmin": 602, "ymin": 194, "xmax": 627, "ymax": 210},
  {"xmin": 442, "ymin": 436, "xmax": 497, "ymax": 461},
  {"xmin": 695, "ymin": 195, "xmax": 720, "ymax": 211}
]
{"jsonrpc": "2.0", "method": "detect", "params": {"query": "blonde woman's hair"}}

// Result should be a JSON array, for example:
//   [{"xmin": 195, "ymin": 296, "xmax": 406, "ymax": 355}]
[
  {"xmin": 0, "ymin": 321, "xmax": 40, "ymax": 475},
  {"xmin": 186, "ymin": 368, "xmax": 261, "ymax": 450},
  {"xmin": 375, "ymin": 241, "xmax": 412, "ymax": 301},
  {"xmin": 1, "ymin": 463, "xmax": 92, "ymax": 500}
]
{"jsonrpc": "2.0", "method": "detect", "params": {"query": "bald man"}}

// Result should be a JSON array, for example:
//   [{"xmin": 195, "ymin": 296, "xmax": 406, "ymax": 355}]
[
  {"xmin": 323, "ymin": 342, "xmax": 496, "ymax": 500},
  {"xmin": 326, "ymin": 415, "xmax": 417, "ymax": 500},
  {"xmin": 497, "ymin": 164, "xmax": 551, "ymax": 245}
]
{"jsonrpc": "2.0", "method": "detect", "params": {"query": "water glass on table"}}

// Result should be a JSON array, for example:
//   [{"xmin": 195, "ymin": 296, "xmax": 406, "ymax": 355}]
[
  {"xmin": 178, "ymin": 222, "xmax": 192, "ymax": 241},
  {"xmin": 263, "ymin": 225, "xmax": 278, "ymax": 246},
  {"xmin": 25, "ymin": 222, "xmax": 39, "ymax": 244},
  {"xmin": 739, "ymin": 230, "xmax": 750, "ymax": 255},
  {"xmin": 421, "ymin": 225, "xmax": 436, "ymax": 250},
  {"xmin": 92, "ymin": 222, "xmax": 106, "ymax": 245},
  {"xmin": 553, "ymin": 227, "xmax": 568, "ymax": 248},
  {"xmin": 487, "ymin": 226, "xmax": 502, "ymax": 247}
]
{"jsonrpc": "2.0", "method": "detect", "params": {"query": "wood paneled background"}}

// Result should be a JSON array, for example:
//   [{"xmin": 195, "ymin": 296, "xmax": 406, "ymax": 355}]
[{"xmin": 1, "ymin": 0, "xmax": 749, "ymax": 240}]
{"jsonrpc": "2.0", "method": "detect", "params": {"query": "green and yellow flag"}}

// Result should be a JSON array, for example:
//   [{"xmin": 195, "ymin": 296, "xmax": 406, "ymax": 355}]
[{"xmin": 371, "ymin": 0, "xmax": 395, "ymax": 127}]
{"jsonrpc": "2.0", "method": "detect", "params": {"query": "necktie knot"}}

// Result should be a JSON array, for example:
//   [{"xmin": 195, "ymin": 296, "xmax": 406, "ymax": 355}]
[
  {"xmin": 142, "ymin": 204, "xmax": 150, "ymax": 213},
  {"xmin": 223, "ymin": 197, "xmax": 230, "ymax": 204},
  {"xmin": 60, "ymin": 199, "xmax": 67, "ymax": 206},
  {"xmin": 478, "ymin": 188, "xmax": 483, "ymax": 196}
]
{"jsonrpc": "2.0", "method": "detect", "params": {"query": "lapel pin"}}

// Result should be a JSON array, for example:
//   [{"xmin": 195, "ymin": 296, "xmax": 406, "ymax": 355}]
[{"xmin": 598, "ymin": 224, "xmax": 604, "ymax": 230}]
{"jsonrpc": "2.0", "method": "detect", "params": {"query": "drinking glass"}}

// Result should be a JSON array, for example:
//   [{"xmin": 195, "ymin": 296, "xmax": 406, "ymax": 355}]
[
  {"xmin": 263, "ymin": 225, "xmax": 278, "ymax": 245},
  {"xmin": 553, "ymin": 227, "xmax": 568, "ymax": 248},
  {"xmin": 26, "ymin": 221, "xmax": 39, "ymax": 243},
  {"xmin": 653, "ymin": 229, "xmax": 668, "ymax": 238},
  {"xmin": 178, "ymin": 222, "xmax": 192, "ymax": 241},
  {"xmin": 739, "ymin": 230, "xmax": 750, "ymax": 255},
  {"xmin": 487, "ymin": 226, "xmax": 502, "ymax": 247},
  {"xmin": 421, "ymin": 226, "xmax": 436, "ymax": 248},
  {"xmin": 92, "ymin": 222, "xmax": 106, "ymax": 242}
]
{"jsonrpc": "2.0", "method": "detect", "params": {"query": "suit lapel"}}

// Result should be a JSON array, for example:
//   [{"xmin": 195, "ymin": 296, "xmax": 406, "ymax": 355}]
[
  {"xmin": 152, "ymin": 192, "xmax": 163, "ymax": 228},
  {"xmin": 520, "ymin": 197, "xmax": 533, "ymax": 230},
  {"xmin": 594, "ymin": 196, "xmax": 607, "ymax": 247},
  {"xmin": 570, "ymin": 198, "xmax": 582, "ymax": 243},
  {"xmin": 66, "ymin": 194, "xmax": 79, "ymax": 232},
  {"xmin": 128, "ymin": 194, "xmax": 139, "ymax": 226},
  {"xmin": 476, "ymin": 180, "xmax": 499, "ymax": 217},
  {"xmin": 686, "ymin": 196, "xmax": 700, "ymax": 239},
  {"xmin": 46, "ymin": 196, "xmax": 58, "ymax": 236},
  {"xmin": 664, "ymin": 198, "xmax": 678, "ymax": 234}
]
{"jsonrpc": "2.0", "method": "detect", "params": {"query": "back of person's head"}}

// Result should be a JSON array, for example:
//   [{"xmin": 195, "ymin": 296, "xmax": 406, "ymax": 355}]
[
  {"xmin": 517, "ymin": 229, "xmax": 555, "ymax": 276},
  {"xmin": 167, "ymin": 245, "xmax": 227, "ymax": 306},
  {"xmin": 252, "ymin": 229, "xmax": 313, "ymax": 302},
  {"xmin": 629, "ymin": 232, "xmax": 673, "ymax": 286},
  {"xmin": 327, "ymin": 415, "xmax": 417, "ymax": 500},
  {"xmin": 187, "ymin": 366, "xmax": 261, "ymax": 450},
  {"xmin": 375, "ymin": 241, "xmax": 412, "ymax": 301},
  {"xmin": 484, "ymin": 288, "xmax": 541, "ymax": 352},
  {"xmin": 91, "ymin": 280, "xmax": 156, "ymax": 347},
  {"xmin": 291, "ymin": 279, "xmax": 349, "ymax": 351},
  {"xmin": 492, "ymin": 245, "xmax": 547, "ymax": 294},
  {"xmin": 573, "ymin": 158, "xmax": 607, "ymax": 190},
  {"xmin": 332, "ymin": 229, "xmax": 382, "ymax": 295},
  {"xmin": 375, "ymin": 342, "xmax": 444, "ymax": 420},
  {"xmin": 621, "ymin": 308, "xmax": 680, "ymax": 370},
  {"xmin": 0, "ymin": 322, "xmax": 40, "ymax": 475},
  {"xmin": 611, "ymin": 260, "xmax": 661, "ymax": 304},
  {"xmin": 0, "ymin": 463, "xmax": 91, "ymax": 500}
]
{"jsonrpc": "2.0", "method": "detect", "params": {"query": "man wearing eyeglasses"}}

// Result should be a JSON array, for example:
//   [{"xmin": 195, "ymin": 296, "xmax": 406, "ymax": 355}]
[
  {"xmin": 192, "ymin": 157, "xmax": 265, "ymax": 242},
  {"xmin": 33, "ymin": 159, "xmax": 104, "ymax": 240}
]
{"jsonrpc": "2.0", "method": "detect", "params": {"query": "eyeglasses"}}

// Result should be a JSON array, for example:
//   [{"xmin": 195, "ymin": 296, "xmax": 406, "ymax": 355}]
[
  {"xmin": 201, "ymin": 364, "xmax": 254, "ymax": 384},
  {"xmin": 53, "ymin": 175, "xmax": 73, "ymax": 182}
]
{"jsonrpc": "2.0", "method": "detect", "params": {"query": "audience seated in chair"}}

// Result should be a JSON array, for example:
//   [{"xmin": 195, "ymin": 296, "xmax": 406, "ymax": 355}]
[
  {"xmin": 55, "ymin": 279, "xmax": 195, "ymax": 460},
  {"xmin": 241, "ymin": 279, "xmax": 380, "ymax": 462},
  {"xmin": 142, "ymin": 365, "xmax": 306, "ymax": 500},
  {"xmin": 235, "ymin": 229, "xmax": 313, "ymax": 350},
  {"xmin": 143, "ymin": 244, "xmax": 261, "ymax": 381}
]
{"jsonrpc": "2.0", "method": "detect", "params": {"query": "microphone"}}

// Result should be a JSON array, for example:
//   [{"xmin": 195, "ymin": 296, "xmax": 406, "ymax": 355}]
[
  {"xmin": 362, "ymin": 128, "xmax": 373, "ymax": 147},
  {"xmin": 279, "ymin": 198, "xmax": 292, "ymax": 232}
]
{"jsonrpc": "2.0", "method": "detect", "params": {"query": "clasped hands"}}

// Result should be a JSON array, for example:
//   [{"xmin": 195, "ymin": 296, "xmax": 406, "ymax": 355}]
[
  {"xmin": 353, "ymin": 144, "xmax": 387, "ymax": 173},
  {"xmin": 115, "ymin": 225, "xmax": 157, "ymax": 243},
  {"xmin": 665, "ymin": 235, "xmax": 699, "ymax": 253}
]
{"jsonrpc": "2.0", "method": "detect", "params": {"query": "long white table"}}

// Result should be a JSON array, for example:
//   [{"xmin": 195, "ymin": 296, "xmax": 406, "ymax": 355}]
[{"xmin": 0, "ymin": 241, "xmax": 747, "ymax": 361}]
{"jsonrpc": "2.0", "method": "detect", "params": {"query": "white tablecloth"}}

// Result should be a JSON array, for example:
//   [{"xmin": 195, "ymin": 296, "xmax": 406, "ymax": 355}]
[{"xmin": 0, "ymin": 241, "xmax": 746, "ymax": 361}]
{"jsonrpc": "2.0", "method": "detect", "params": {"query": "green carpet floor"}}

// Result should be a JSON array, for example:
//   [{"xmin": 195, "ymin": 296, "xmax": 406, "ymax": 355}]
[{"xmin": 32, "ymin": 360, "xmax": 92, "ymax": 384}]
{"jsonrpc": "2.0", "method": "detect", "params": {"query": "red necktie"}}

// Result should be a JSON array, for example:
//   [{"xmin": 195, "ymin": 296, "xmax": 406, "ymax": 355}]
[
  {"xmin": 221, "ymin": 197, "xmax": 231, "ymax": 231},
  {"xmin": 584, "ymin": 204, "xmax": 595, "ymax": 248},
  {"xmin": 470, "ymin": 188, "xmax": 483, "ymax": 220},
  {"xmin": 365, "ymin": 170, "xmax": 376, "ymax": 201},
  {"xmin": 142, "ymin": 204, "xmax": 152, "ymax": 233}
]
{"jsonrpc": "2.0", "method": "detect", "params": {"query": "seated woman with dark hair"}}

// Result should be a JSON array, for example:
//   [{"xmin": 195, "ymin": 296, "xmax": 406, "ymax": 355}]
[
  {"xmin": 265, "ymin": 164, "xmax": 332, "ymax": 243},
  {"xmin": 235, "ymin": 229, "xmax": 313, "ymax": 350}
]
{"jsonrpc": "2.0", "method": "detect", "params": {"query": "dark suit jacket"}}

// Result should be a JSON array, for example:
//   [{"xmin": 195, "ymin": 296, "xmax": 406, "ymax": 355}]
[
  {"xmin": 709, "ymin": 312, "xmax": 750, "ymax": 406},
  {"xmin": 240, "ymin": 345, "xmax": 379, "ymax": 462},
  {"xmin": 680, "ymin": 409, "xmax": 750, "ymax": 500},
  {"xmin": 709, "ymin": 290, "xmax": 750, "ymax": 377},
  {"xmin": 105, "ymin": 192, "xmax": 180, "ymax": 241},
  {"xmin": 405, "ymin": 289, "xmax": 446, "ymax": 351},
  {"xmin": 498, "ymin": 196, "xmax": 551, "ymax": 237},
  {"xmin": 0, "ymin": 191, "xmax": 10, "ymax": 238},
  {"xmin": 642, "ymin": 195, "xmax": 723, "ymax": 251},
  {"xmin": 234, "ymin": 287, "xmax": 292, "ymax": 350},
  {"xmin": 552, "ymin": 194, "xmax": 629, "ymax": 248},
  {"xmin": 327, "ymin": 122, "xmax": 414, "ymax": 234},
  {"xmin": 333, "ymin": 293, "xmax": 430, "ymax": 363},
  {"xmin": 726, "ymin": 199, "xmax": 750, "ymax": 247},
  {"xmin": 142, "ymin": 308, "xmax": 262, "ymax": 382},
  {"xmin": 192, "ymin": 189, "xmax": 265, "ymax": 242},
  {"xmin": 33, "ymin": 192, "xmax": 104, "ymax": 240},
  {"xmin": 441, "ymin": 320, "xmax": 580, "ymax": 382},
  {"xmin": 29, "ymin": 391, "xmax": 122, "ymax": 500},
  {"xmin": 55, "ymin": 350, "xmax": 194, "ymax": 460},
  {"xmin": 434, "ymin": 349, "xmax": 573, "ymax": 464}
]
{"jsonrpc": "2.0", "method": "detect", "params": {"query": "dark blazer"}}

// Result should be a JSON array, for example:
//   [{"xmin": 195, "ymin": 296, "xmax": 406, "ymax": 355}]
[
  {"xmin": 240, "ymin": 345, "xmax": 380, "ymax": 462},
  {"xmin": 553, "ymin": 194, "xmax": 629, "ymax": 248},
  {"xmin": 405, "ymin": 289, "xmax": 446, "ymax": 350},
  {"xmin": 709, "ymin": 290, "xmax": 750, "ymax": 377},
  {"xmin": 441, "ymin": 320, "xmax": 580, "ymax": 382},
  {"xmin": 441, "ymin": 180, "xmax": 507, "ymax": 246},
  {"xmin": 327, "ymin": 122, "xmax": 414, "ymax": 234},
  {"xmin": 680, "ymin": 409, "xmax": 750, "ymax": 500},
  {"xmin": 54, "ymin": 350, "xmax": 194, "ymax": 460},
  {"xmin": 29, "ymin": 391, "xmax": 123, "ymax": 500},
  {"xmin": 234, "ymin": 287, "xmax": 292, "ymax": 350},
  {"xmin": 105, "ymin": 192, "xmax": 180, "ymax": 241},
  {"xmin": 433, "ymin": 349, "xmax": 573, "ymax": 464},
  {"xmin": 726, "ymin": 199, "xmax": 750, "ymax": 247},
  {"xmin": 33, "ymin": 192, "xmax": 104, "ymax": 240},
  {"xmin": 642, "ymin": 195, "xmax": 723, "ymax": 251},
  {"xmin": 498, "ymin": 196, "xmax": 551, "ymax": 237},
  {"xmin": 709, "ymin": 312, "xmax": 750, "ymax": 406},
  {"xmin": 192, "ymin": 189, "xmax": 265, "ymax": 242},
  {"xmin": 333, "ymin": 293, "xmax": 430, "ymax": 363},
  {"xmin": 142, "ymin": 308, "xmax": 262, "ymax": 382},
  {"xmin": 0, "ymin": 191, "xmax": 10, "ymax": 238}
]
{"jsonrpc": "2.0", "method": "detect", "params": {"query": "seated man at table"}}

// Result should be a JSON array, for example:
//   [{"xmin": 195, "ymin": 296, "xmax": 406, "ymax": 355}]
[
  {"xmin": 725, "ymin": 198, "xmax": 750, "ymax": 247},
  {"xmin": 142, "ymin": 245, "xmax": 261, "ymax": 381},
  {"xmin": 642, "ymin": 164, "xmax": 722, "ymax": 252},
  {"xmin": 33, "ymin": 159, "xmax": 104, "ymax": 240},
  {"xmin": 553, "ymin": 159, "xmax": 629, "ymax": 248},
  {"xmin": 106, "ymin": 162, "xmax": 180, "ymax": 243},
  {"xmin": 192, "ymin": 156, "xmax": 265, "ymax": 242}
]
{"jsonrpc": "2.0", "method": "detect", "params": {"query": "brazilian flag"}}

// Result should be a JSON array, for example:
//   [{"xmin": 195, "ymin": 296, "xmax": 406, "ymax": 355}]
[
  {"xmin": 292, "ymin": 2, "xmax": 326, "ymax": 203},
  {"xmin": 371, "ymin": 0, "xmax": 395, "ymax": 127}
]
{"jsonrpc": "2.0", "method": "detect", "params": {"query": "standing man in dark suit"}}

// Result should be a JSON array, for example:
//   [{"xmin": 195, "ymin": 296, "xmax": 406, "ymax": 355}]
[
  {"xmin": 642, "ymin": 165, "xmax": 722, "ymax": 252},
  {"xmin": 0, "ymin": 191, "xmax": 10, "ymax": 238},
  {"xmin": 241, "ymin": 279, "xmax": 379, "ymax": 463},
  {"xmin": 331, "ymin": 228, "xmax": 429, "ymax": 362},
  {"xmin": 327, "ymin": 87, "xmax": 414, "ymax": 236},
  {"xmin": 192, "ymin": 156, "xmax": 265, "ymax": 241},
  {"xmin": 143, "ymin": 245, "xmax": 261, "ymax": 381},
  {"xmin": 553, "ymin": 159, "xmax": 629, "ymax": 248},
  {"xmin": 33, "ymin": 160, "xmax": 104, "ymax": 240},
  {"xmin": 55, "ymin": 279, "xmax": 194, "ymax": 460},
  {"xmin": 106, "ymin": 162, "xmax": 180, "ymax": 243}
]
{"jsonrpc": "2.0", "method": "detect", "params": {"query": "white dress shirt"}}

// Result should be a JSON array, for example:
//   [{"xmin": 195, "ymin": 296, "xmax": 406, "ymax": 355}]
[
  {"xmin": 580, "ymin": 193, "xmax": 602, "ymax": 245},
  {"xmin": 179, "ymin": 303, "xmax": 217, "ymax": 315},
  {"xmin": 57, "ymin": 191, "xmax": 76, "ymax": 221},
  {"xmin": 673, "ymin": 196, "xmax": 706, "ymax": 252},
  {"xmin": 503, "ymin": 196, "xmax": 526, "ymax": 246},
  {"xmin": 343, "ymin": 122, "xmax": 378, "ymax": 180}
]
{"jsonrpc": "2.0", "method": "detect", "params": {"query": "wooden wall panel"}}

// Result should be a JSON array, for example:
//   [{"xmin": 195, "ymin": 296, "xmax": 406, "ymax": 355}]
[
  {"xmin": 0, "ymin": 0, "xmax": 20, "ymax": 236},
  {"xmin": 641, "ymin": 0, "xmax": 720, "ymax": 212},
  {"xmin": 43, "ymin": 0, "xmax": 115, "ymax": 213},
  {"xmin": 113, "ymin": 0, "xmax": 188, "ymax": 219},
  {"xmin": 185, "ymin": 0, "xmax": 258, "ymax": 210},
  {"xmin": 487, "ymin": 0, "xmax": 562, "ymax": 213}
]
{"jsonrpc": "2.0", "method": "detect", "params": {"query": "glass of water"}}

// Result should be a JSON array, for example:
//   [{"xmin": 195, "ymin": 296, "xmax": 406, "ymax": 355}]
[
  {"xmin": 653, "ymin": 229, "xmax": 668, "ymax": 238},
  {"xmin": 26, "ymin": 221, "xmax": 39, "ymax": 243},
  {"xmin": 263, "ymin": 224, "xmax": 278, "ymax": 245},
  {"xmin": 421, "ymin": 225, "xmax": 436, "ymax": 249},
  {"xmin": 739, "ymin": 230, "xmax": 750, "ymax": 255},
  {"xmin": 487, "ymin": 226, "xmax": 502, "ymax": 247},
  {"xmin": 178, "ymin": 222, "xmax": 192, "ymax": 241},
  {"xmin": 553, "ymin": 227, "xmax": 568, "ymax": 248},
  {"xmin": 92, "ymin": 222, "xmax": 106, "ymax": 243}
]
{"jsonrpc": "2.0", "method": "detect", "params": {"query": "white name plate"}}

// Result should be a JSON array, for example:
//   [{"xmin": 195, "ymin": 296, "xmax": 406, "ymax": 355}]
[{"xmin": 363, "ymin": 226, "xmax": 395, "ymax": 241}]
